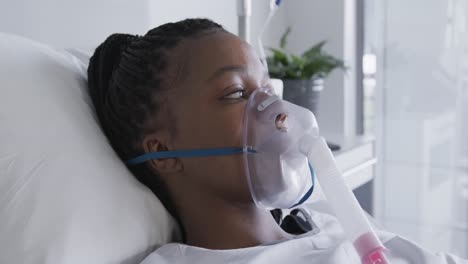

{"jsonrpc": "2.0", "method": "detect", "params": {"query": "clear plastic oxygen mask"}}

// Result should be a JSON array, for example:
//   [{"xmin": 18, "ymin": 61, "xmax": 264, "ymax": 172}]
[{"xmin": 242, "ymin": 88, "xmax": 391, "ymax": 264}]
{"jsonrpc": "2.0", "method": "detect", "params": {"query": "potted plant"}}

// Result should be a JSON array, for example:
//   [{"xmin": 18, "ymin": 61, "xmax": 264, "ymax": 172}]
[{"xmin": 267, "ymin": 27, "xmax": 345, "ymax": 115}]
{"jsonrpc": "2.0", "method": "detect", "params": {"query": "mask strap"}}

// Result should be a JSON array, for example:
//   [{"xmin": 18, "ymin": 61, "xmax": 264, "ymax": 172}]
[
  {"xmin": 126, "ymin": 147, "xmax": 254, "ymax": 165},
  {"xmin": 289, "ymin": 162, "xmax": 315, "ymax": 208}
]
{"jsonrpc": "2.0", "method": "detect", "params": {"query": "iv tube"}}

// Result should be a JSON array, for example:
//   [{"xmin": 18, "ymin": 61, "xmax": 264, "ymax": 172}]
[{"xmin": 258, "ymin": 0, "xmax": 282, "ymax": 72}]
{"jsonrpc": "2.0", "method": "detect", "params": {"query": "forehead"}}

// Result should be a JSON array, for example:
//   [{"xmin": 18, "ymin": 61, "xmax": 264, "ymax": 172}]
[{"xmin": 180, "ymin": 32, "xmax": 264, "ymax": 81}]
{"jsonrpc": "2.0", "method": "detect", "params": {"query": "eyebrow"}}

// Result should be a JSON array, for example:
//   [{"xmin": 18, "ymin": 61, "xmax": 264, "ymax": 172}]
[
  {"xmin": 207, "ymin": 65, "xmax": 271, "ymax": 84},
  {"xmin": 207, "ymin": 65, "xmax": 246, "ymax": 81}
]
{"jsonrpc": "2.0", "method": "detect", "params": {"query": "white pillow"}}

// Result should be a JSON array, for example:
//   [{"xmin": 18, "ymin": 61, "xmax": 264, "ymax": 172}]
[{"xmin": 0, "ymin": 33, "xmax": 178, "ymax": 264}]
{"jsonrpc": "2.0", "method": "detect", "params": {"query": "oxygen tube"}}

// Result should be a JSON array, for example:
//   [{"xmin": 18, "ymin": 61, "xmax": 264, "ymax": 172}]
[{"xmin": 301, "ymin": 136, "xmax": 390, "ymax": 264}]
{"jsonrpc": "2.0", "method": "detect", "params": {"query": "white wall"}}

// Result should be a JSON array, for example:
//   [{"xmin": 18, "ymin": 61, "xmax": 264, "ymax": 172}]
[
  {"xmin": 147, "ymin": 0, "xmax": 288, "ymax": 56},
  {"xmin": 0, "ymin": 0, "xmax": 286, "ymax": 52},
  {"xmin": 148, "ymin": 0, "xmax": 238, "ymax": 37},
  {"xmin": 280, "ymin": 0, "xmax": 357, "ymax": 136},
  {"xmin": 0, "ymin": 0, "xmax": 150, "ymax": 49}
]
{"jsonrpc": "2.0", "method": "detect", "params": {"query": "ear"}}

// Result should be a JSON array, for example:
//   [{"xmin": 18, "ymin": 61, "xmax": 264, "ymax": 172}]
[{"xmin": 142, "ymin": 133, "xmax": 183, "ymax": 175}]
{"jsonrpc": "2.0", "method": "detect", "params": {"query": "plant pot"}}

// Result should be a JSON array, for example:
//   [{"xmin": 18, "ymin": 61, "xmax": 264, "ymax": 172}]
[{"xmin": 282, "ymin": 78, "xmax": 324, "ymax": 115}]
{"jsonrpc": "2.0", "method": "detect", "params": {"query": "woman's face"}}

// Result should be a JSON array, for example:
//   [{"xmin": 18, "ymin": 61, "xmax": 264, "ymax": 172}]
[{"xmin": 163, "ymin": 31, "xmax": 271, "ymax": 203}]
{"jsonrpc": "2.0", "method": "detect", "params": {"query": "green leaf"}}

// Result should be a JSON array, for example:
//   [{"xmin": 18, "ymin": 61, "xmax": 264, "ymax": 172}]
[
  {"xmin": 302, "ymin": 40, "xmax": 327, "ymax": 59},
  {"xmin": 268, "ymin": 47, "xmax": 289, "ymax": 65},
  {"xmin": 266, "ymin": 32, "xmax": 347, "ymax": 80},
  {"xmin": 267, "ymin": 57, "xmax": 286, "ymax": 78},
  {"xmin": 288, "ymin": 54, "xmax": 305, "ymax": 78},
  {"xmin": 302, "ymin": 54, "xmax": 346, "ymax": 79},
  {"xmin": 280, "ymin": 27, "xmax": 291, "ymax": 49},
  {"xmin": 290, "ymin": 54, "xmax": 304, "ymax": 66}
]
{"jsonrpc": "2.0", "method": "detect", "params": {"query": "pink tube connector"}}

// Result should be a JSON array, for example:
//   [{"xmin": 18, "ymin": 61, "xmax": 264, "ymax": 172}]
[{"xmin": 354, "ymin": 232, "xmax": 390, "ymax": 264}]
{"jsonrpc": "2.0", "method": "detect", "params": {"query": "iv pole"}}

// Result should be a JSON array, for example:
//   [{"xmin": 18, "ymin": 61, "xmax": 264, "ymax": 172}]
[{"xmin": 237, "ymin": 0, "xmax": 252, "ymax": 43}]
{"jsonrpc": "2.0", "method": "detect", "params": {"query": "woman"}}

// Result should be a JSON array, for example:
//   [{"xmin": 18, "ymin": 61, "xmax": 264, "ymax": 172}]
[{"xmin": 88, "ymin": 18, "xmax": 467, "ymax": 263}]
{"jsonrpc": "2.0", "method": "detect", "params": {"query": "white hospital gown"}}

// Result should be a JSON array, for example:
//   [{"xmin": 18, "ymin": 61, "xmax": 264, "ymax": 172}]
[{"xmin": 141, "ymin": 204, "xmax": 468, "ymax": 264}]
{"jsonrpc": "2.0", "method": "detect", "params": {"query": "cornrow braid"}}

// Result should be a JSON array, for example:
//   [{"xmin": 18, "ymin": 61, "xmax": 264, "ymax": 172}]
[{"xmin": 87, "ymin": 18, "xmax": 225, "ymax": 235}]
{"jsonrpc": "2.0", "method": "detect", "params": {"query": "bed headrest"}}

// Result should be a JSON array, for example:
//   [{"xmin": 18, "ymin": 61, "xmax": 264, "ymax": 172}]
[{"xmin": 0, "ymin": 33, "xmax": 178, "ymax": 264}]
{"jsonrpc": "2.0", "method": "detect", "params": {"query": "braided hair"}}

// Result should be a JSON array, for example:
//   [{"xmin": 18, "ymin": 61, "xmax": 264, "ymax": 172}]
[{"xmin": 87, "ymin": 18, "xmax": 225, "ymax": 228}]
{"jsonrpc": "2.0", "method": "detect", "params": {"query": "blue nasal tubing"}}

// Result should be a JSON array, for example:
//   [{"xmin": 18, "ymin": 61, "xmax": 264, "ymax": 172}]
[
  {"xmin": 126, "ymin": 147, "xmax": 256, "ymax": 165},
  {"xmin": 290, "ymin": 162, "xmax": 315, "ymax": 208},
  {"xmin": 125, "ymin": 146, "xmax": 315, "ymax": 207}
]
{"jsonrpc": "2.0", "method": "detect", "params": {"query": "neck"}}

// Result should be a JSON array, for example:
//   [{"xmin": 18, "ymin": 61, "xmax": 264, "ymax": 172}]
[{"xmin": 177, "ymin": 194, "xmax": 293, "ymax": 250}]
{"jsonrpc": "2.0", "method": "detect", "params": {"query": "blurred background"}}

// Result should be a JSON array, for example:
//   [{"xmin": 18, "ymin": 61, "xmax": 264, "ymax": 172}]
[{"xmin": 1, "ymin": 0, "xmax": 467, "ymax": 257}]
